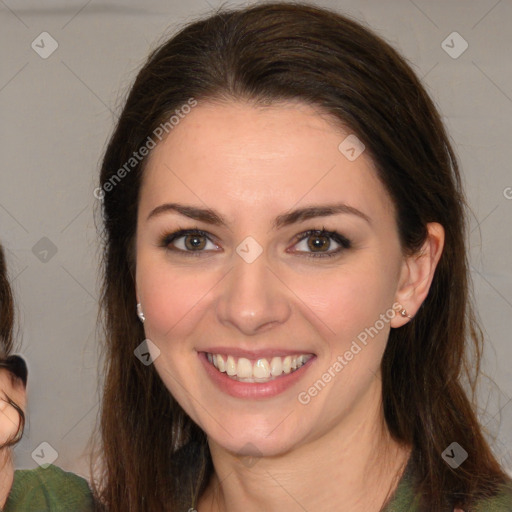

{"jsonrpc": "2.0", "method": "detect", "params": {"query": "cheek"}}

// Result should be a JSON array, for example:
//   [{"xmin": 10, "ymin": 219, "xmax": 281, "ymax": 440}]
[
  {"xmin": 294, "ymin": 258, "xmax": 396, "ymax": 337},
  {"xmin": 136, "ymin": 254, "xmax": 218, "ymax": 338},
  {"xmin": 141, "ymin": 279, "xmax": 189, "ymax": 337}
]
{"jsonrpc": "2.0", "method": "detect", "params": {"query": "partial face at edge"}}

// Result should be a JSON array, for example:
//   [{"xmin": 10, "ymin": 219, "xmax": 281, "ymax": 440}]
[{"xmin": 134, "ymin": 100, "xmax": 409, "ymax": 457}]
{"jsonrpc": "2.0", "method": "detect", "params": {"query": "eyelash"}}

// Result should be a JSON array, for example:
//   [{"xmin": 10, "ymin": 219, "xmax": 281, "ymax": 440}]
[{"xmin": 159, "ymin": 227, "xmax": 352, "ymax": 259}]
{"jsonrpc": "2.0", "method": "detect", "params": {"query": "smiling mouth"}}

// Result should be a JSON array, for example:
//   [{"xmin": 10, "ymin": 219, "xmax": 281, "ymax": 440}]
[{"xmin": 205, "ymin": 352, "xmax": 314, "ymax": 383}]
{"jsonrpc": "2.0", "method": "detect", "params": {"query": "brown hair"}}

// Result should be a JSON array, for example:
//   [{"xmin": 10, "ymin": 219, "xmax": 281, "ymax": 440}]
[
  {"xmin": 95, "ymin": 3, "xmax": 509, "ymax": 510},
  {"xmin": 0, "ymin": 245, "xmax": 26, "ymax": 447}
]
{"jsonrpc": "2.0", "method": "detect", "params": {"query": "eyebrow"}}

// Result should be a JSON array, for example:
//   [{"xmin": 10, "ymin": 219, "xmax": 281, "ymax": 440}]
[{"xmin": 146, "ymin": 202, "xmax": 371, "ymax": 228}]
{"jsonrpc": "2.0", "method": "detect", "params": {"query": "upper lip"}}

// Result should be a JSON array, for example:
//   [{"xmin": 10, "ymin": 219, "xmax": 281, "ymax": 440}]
[{"xmin": 200, "ymin": 347, "xmax": 315, "ymax": 359}]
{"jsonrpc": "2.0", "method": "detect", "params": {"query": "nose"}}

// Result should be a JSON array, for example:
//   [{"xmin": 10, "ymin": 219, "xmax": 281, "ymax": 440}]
[{"xmin": 215, "ymin": 253, "xmax": 292, "ymax": 336}]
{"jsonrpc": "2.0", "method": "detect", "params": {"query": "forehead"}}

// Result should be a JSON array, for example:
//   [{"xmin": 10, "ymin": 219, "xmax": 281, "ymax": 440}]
[{"xmin": 139, "ymin": 100, "xmax": 395, "ymax": 225}]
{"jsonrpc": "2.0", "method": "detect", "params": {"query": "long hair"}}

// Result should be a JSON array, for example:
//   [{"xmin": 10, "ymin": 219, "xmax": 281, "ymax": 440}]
[
  {"xmin": 94, "ymin": 3, "xmax": 509, "ymax": 510},
  {"xmin": 0, "ymin": 245, "xmax": 26, "ymax": 447}
]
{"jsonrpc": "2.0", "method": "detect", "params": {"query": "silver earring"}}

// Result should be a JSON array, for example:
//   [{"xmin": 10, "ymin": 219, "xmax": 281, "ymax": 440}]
[
  {"xmin": 400, "ymin": 309, "xmax": 413, "ymax": 320},
  {"xmin": 136, "ymin": 303, "xmax": 145, "ymax": 323}
]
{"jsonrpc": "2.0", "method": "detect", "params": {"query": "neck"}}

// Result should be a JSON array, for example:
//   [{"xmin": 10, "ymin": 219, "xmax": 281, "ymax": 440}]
[
  {"xmin": 0, "ymin": 449, "xmax": 14, "ymax": 508},
  {"xmin": 198, "ymin": 383, "xmax": 411, "ymax": 512}
]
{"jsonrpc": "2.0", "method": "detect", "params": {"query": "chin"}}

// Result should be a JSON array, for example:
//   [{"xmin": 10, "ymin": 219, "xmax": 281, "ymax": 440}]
[{"xmin": 203, "ymin": 412, "xmax": 309, "ymax": 460}]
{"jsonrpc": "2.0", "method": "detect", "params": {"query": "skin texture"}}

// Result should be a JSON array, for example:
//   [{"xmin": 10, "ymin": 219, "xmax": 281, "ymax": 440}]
[
  {"xmin": 0, "ymin": 369, "xmax": 26, "ymax": 508},
  {"xmin": 135, "ymin": 101, "xmax": 444, "ymax": 512}
]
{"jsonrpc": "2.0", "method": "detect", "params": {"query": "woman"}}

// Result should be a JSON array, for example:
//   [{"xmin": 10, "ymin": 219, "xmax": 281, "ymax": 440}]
[
  {"xmin": 94, "ymin": 3, "xmax": 512, "ymax": 511},
  {"xmin": 0, "ymin": 245, "xmax": 27, "ymax": 509},
  {"xmin": 0, "ymin": 244, "xmax": 94, "ymax": 511}
]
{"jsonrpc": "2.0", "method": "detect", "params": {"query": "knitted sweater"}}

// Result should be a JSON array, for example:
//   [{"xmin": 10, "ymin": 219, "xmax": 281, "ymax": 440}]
[
  {"xmin": 3, "ymin": 459, "xmax": 511, "ymax": 511},
  {"xmin": 2, "ymin": 465, "xmax": 94, "ymax": 511},
  {"xmin": 382, "ymin": 456, "xmax": 512, "ymax": 511}
]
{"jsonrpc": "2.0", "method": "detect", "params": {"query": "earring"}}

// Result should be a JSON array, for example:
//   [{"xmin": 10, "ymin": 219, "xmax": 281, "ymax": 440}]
[
  {"xmin": 136, "ymin": 303, "xmax": 145, "ymax": 323},
  {"xmin": 400, "ymin": 309, "xmax": 413, "ymax": 320}
]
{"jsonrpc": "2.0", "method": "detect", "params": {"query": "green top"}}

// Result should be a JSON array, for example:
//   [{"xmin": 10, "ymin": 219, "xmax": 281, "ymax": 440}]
[
  {"xmin": 2, "ymin": 465, "xmax": 94, "ymax": 512},
  {"xmin": 2, "ymin": 459, "xmax": 511, "ymax": 511},
  {"xmin": 382, "ymin": 456, "xmax": 512, "ymax": 511}
]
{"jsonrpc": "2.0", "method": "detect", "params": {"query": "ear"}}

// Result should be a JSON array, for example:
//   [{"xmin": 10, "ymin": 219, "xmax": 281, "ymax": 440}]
[{"xmin": 390, "ymin": 222, "xmax": 445, "ymax": 328}]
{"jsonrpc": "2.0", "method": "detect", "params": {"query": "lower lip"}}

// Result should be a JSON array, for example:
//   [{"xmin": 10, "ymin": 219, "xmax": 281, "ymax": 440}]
[{"xmin": 199, "ymin": 352, "xmax": 316, "ymax": 399}]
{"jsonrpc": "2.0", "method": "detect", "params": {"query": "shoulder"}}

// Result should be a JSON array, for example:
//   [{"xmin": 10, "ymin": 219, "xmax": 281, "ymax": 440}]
[
  {"xmin": 473, "ymin": 479, "xmax": 512, "ymax": 512},
  {"xmin": 3, "ymin": 464, "xmax": 94, "ymax": 512}
]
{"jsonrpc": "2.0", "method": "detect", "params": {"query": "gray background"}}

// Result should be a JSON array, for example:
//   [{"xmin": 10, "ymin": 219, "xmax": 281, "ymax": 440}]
[{"xmin": 1, "ymin": 0, "xmax": 511, "ymax": 480}]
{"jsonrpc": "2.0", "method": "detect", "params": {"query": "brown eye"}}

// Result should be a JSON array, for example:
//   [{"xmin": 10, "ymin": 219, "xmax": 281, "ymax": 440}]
[
  {"xmin": 292, "ymin": 229, "xmax": 351, "ymax": 258},
  {"xmin": 184, "ymin": 234, "xmax": 207, "ymax": 250},
  {"xmin": 307, "ymin": 234, "xmax": 331, "ymax": 252},
  {"xmin": 161, "ymin": 229, "xmax": 219, "ymax": 255}
]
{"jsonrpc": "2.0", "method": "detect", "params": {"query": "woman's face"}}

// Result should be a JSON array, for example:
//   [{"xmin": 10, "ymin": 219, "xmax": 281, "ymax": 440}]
[
  {"xmin": 0, "ymin": 368, "xmax": 26, "ymax": 446},
  {"xmin": 135, "ymin": 100, "xmax": 409, "ymax": 457}
]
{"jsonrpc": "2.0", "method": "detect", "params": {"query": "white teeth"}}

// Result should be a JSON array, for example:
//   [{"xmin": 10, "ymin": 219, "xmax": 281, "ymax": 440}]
[
  {"xmin": 253, "ymin": 359, "xmax": 270, "ymax": 379},
  {"xmin": 207, "ymin": 352, "xmax": 312, "ymax": 381},
  {"xmin": 226, "ymin": 355, "xmax": 237, "ymax": 376},
  {"xmin": 237, "ymin": 358, "xmax": 252, "ymax": 378},
  {"xmin": 216, "ymin": 354, "xmax": 225, "ymax": 372},
  {"xmin": 270, "ymin": 357, "xmax": 282, "ymax": 376}
]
